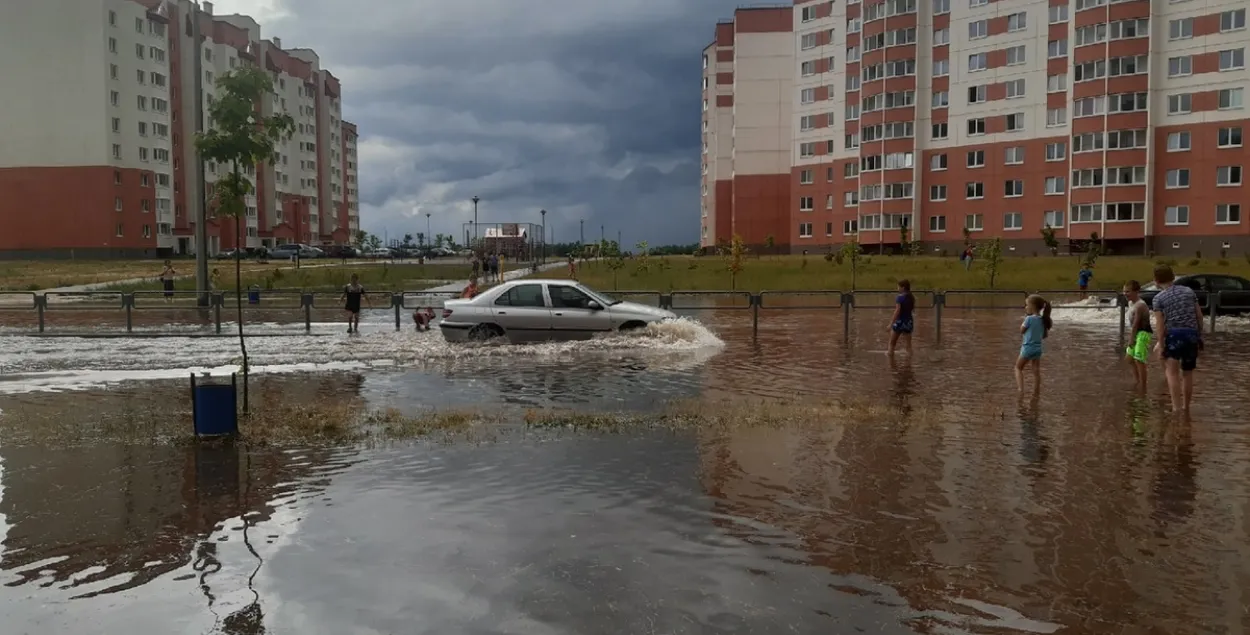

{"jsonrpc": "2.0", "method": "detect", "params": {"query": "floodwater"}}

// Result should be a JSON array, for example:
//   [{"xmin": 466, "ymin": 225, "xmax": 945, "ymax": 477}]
[{"xmin": 1, "ymin": 300, "xmax": 1249, "ymax": 633}]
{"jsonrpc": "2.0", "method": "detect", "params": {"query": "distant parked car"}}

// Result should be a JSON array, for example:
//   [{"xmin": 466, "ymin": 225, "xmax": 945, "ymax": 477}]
[
  {"xmin": 439, "ymin": 279, "xmax": 677, "ymax": 343},
  {"xmin": 269, "ymin": 244, "xmax": 301, "ymax": 259},
  {"xmin": 216, "ymin": 248, "xmax": 244, "ymax": 260},
  {"xmin": 1138, "ymin": 274, "xmax": 1250, "ymax": 315}
]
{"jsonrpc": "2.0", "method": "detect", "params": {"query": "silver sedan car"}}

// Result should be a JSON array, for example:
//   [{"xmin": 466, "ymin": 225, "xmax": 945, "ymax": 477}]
[{"xmin": 438, "ymin": 279, "xmax": 677, "ymax": 343}]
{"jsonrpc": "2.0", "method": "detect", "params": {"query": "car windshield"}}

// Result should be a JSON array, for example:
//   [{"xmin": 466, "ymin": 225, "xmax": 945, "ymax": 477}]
[{"xmin": 579, "ymin": 286, "xmax": 619, "ymax": 306}]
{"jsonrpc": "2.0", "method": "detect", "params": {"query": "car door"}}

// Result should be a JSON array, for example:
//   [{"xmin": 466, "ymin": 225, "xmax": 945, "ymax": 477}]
[
  {"xmin": 491, "ymin": 284, "xmax": 552, "ymax": 342},
  {"xmin": 1177, "ymin": 276, "xmax": 1209, "ymax": 311},
  {"xmin": 546, "ymin": 284, "xmax": 613, "ymax": 340},
  {"xmin": 1207, "ymin": 276, "xmax": 1250, "ymax": 312}
]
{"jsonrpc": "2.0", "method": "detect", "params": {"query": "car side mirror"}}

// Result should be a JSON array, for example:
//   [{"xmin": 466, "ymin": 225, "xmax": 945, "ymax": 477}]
[{"xmin": 586, "ymin": 300, "xmax": 603, "ymax": 311}]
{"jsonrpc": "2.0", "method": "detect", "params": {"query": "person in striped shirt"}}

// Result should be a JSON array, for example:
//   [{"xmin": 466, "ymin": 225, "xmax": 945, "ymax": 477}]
[{"xmin": 1150, "ymin": 265, "xmax": 1204, "ymax": 412}]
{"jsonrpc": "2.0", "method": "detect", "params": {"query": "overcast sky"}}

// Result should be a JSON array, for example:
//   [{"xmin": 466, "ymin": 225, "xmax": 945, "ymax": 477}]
[{"xmin": 210, "ymin": 0, "xmax": 738, "ymax": 247}]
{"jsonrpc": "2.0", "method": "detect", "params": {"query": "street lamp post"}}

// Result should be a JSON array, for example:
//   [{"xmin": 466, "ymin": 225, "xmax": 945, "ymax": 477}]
[
  {"xmin": 540, "ymin": 209, "xmax": 546, "ymax": 265},
  {"xmin": 580, "ymin": 219, "xmax": 584, "ymax": 246},
  {"xmin": 471, "ymin": 196, "xmax": 480, "ymax": 246},
  {"xmin": 425, "ymin": 212, "xmax": 431, "ymax": 248},
  {"xmin": 468, "ymin": 221, "xmax": 474, "ymax": 251}
]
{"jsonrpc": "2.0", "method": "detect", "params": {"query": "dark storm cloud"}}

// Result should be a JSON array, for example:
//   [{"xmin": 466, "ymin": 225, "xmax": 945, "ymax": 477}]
[{"xmin": 234, "ymin": 0, "xmax": 739, "ymax": 247}]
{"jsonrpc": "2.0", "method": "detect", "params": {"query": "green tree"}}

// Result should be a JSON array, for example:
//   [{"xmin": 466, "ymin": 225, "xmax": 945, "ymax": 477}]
[
  {"xmin": 401, "ymin": 233, "xmax": 414, "ymax": 249},
  {"xmin": 975, "ymin": 237, "xmax": 1005, "ymax": 288},
  {"xmin": 351, "ymin": 229, "xmax": 367, "ymax": 248},
  {"xmin": 195, "ymin": 65, "xmax": 294, "ymax": 414},
  {"xmin": 764, "ymin": 234, "xmax": 776, "ymax": 258},
  {"xmin": 840, "ymin": 238, "xmax": 863, "ymax": 290},
  {"xmin": 634, "ymin": 240, "xmax": 651, "ymax": 276},
  {"xmin": 720, "ymin": 234, "xmax": 749, "ymax": 290},
  {"xmin": 366, "ymin": 234, "xmax": 383, "ymax": 251},
  {"xmin": 602, "ymin": 239, "xmax": 626, "ymax": 289},
  {"xmin": 416, "ymin": 232, "xmax": 426, "ymax": 248},
  {"xmin": 1041, "ymin": 224, "xmax": 1059, "ymax": 256}
]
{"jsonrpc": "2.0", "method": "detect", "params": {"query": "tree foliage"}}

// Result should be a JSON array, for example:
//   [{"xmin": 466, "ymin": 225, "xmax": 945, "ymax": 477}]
[
  {"xmin": 720, "ymin": 234, "xmax": 749, "ymax": 289},
  {"xmin": 975, "ymin": 237, "xmax": 1005, "ymax": 288},
  {"xmin": 1040, "ymin": 224, "xmax": 1059, "ymax": 255}
]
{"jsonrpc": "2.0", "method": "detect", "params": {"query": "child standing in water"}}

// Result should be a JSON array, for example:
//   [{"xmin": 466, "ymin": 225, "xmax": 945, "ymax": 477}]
[
  {"xmin": 1123, "ymin": 280, "xmax": 1152, "ymax": 389},
  {"xmin": 340, "ymin": 273, "xmax": 368, "ymax": 334},
  {"xmin": 1015, "ymin": 294, "xmax": 1053, "ymax": 393},
  {"xmin": 887, "ymin": 279, "xmax": 915, "ymax": 355},
  {"xmin": 1078, "ymin": 263, "xmax": 1094, "ymax": 298}
]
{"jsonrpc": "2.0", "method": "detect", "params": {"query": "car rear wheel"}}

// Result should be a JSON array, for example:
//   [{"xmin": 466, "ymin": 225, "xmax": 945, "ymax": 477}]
[{"xmin": 468, "ymin": 324, "xmax": 504, "ymax": 341}]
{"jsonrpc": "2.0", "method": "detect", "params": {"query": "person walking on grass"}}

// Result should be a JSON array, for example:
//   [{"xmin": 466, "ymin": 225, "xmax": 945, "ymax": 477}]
[
  {"xmin": 1015, "ymin": 294, "xmax": 1053, "ymax": 394},
  {"xmin": 1123, "ymin": 280, "xmax": 1152, "ymax": 390},
  {"xmin": 471, "ymin": 254, "xmax": 481, "ymax": 282},
  {"xmin": 887, "ymin": 279, "xmax": 915, "ymax": 355},
  {"xmin": 567, "ymin": 253, "xmax": 577, "ymax": 280},
  {"xmin": 1150, "ymin": 265, "xmax": 1204, "ymax": 412},
  {"xmin": 160, "ymin": 260, "xmax": 177, "ymax": 303},
  {"xmin": 340, "ymin": 273, "xmax": 369, "ymax": 334}
]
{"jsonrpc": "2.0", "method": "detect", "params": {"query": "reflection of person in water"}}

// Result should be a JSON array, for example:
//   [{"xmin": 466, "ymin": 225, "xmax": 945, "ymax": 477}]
[
  {"xmin": 1016, "ymin": 396, "xmax": 1049, "ymax": 469},
  {"xmin": 889, "ymin": 354, "xmax": 916, "ymax": 416},
  {"xmin": 1150, "ymin": 417, "xmax": 1197, "ymax": 526}
]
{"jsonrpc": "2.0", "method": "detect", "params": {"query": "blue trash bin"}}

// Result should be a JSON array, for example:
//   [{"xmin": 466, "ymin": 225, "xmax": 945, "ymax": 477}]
[
  {"xmin": 191, "ymin": 373, "xmax": 239, "ymax": 436},
  {"xmin": 248, "ymin": 286, "xmax": 261, "ymax": 305}
]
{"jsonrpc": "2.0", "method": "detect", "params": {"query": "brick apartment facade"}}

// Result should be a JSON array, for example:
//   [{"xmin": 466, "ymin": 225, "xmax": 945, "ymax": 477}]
[
  {"xmin": 701, "ymin": 0, "xmax": 1249, "ymax": 255},
  {"xmin": 0, "ymin": 0, "xmax": 360, "ymax": 258}
]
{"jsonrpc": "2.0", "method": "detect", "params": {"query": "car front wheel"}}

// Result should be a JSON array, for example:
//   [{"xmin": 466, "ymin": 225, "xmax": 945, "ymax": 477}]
[{"xmin": 468, "ymin": 324, "xmax": 504, "ymax": 341}]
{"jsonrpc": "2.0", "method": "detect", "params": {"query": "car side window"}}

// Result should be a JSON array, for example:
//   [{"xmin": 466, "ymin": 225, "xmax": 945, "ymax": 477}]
[
  {"xmin": 548, "ymin": 285, "xmax": 592, "ymax": 309},
  {"xmin": 1179, "ymin": 277, "xmax": 1205, "ymax": 291},
  {"xmin": 1207, "ymin": 276, "xmax": 1242, "ymax": 292},
  {"xmin": 497, "ymin": 284, "xmax": 546, "ymax": 308}
]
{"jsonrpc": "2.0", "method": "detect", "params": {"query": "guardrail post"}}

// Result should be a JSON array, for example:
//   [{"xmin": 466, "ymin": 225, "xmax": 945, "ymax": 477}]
[
  {"xmin": 1209, "ymin": 291, "xmax": 1219, "ymax": 333},
  {"xmin": 392, "ymin": 293, "xmax": 403, "ymax": 331},
  {"xmin": 750, "ymin": 294, "xmax": 760, "ymax": 339},
  {"xmin": 659, "ymin": 294, "xmax": 672, "ymax": 310},
  {"xmin": 212, "ymin": 293, "xmax": 223, "ymax": 334},
  {"xmin": 933, "ymin": 292, "xmax": 945, "ymax": 343},
  {"xmin": 301, "ymin": 294, "xmax": 314, "ymax": 333},
  {"xmin": 35, "ymin": 294, "xmax": 46, "ymax": 333},
  {"xmin": 123, "ymin": 293, "xmax": 134, "ymax": 333},
  {"xmin": 842, "ymin": 292, "xmax": 855, "ymax": 343}
]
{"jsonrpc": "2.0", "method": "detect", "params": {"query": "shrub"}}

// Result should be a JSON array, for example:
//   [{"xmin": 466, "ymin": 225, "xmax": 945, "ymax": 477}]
[
  {"xmin": 1217, "ymin": 259, "xmax": 1230, "ymax": 267},
  {"xmin": 1195, "ymin": 250, "xmax": 1203, "ymax": 259},
  {"xmin": 1187, "ymin": 258, "xmax": 1201, "ymax": 267}
]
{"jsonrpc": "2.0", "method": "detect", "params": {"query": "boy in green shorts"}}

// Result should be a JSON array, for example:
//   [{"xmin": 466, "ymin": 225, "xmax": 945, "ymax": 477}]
[{"xmin": 1124, "ymin": 280, "xmax": 1152, "ymax": 389}]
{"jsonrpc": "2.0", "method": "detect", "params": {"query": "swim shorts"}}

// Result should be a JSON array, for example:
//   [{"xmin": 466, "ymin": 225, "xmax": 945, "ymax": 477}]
[
  {"xmin": 1163, "ymin": 328, "xmax": 1200, "ymax": 371},
  {"xmin": 1019, "ymin": 345, "xmax": 1043, "ymax": 361},
  {"xmin": 1125, "ymin": 331, "xmax": 1150, "ymax": 363},
  {"xmin": 891, "ymin": 317, "xmax": 914, "ymax": 334}
]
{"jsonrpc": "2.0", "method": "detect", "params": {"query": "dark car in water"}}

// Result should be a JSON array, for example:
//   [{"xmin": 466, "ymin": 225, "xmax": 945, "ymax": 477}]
[
  {"xmin": 1139, "ymin": 274, "xmax": 1250, "ymax": 315},
  {"xmin": 322, "ymin": 245, "xmax": 359, "ymax": 259}
]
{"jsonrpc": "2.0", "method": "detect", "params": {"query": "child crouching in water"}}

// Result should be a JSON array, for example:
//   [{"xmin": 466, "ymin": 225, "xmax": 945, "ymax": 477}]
[
  {"xmin": 1123, "ymin": 280, "xmax": 1152, "ymax": 389},
  {"xmin": 1016, "ymin": 294, "xmax": 1053, "ymax": 393},
  {"xmin": 413, "ymin": 307, "xmax": 436, "ymax": 331}
]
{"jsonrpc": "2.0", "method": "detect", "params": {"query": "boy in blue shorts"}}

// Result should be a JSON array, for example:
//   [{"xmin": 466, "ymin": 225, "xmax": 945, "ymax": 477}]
[{"xmin": 1150, "ymin": 265, "xmax": 1204, "ymax": 412}]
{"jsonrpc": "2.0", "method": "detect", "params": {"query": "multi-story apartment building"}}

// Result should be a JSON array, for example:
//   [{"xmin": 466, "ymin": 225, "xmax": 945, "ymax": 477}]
[
  {"xmin": 0, "ymin": 0, "xmax": 359, "ymax": 258},
  {"xmin": 702, "ymin": 1, "xmax": 1249, "ymax": 255}
]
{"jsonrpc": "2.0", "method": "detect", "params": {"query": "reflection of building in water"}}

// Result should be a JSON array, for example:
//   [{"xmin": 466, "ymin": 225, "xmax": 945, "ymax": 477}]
[{"xmin": 694, "ymin": 397, "xmax": 1250, "ymax": 631}]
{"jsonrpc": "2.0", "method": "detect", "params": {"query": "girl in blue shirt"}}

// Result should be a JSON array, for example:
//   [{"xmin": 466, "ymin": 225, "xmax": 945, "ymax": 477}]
[
  {"xmin": 887, "ymin": 279, "xmax": 916, "ymax": 355},
  {"xmin": 1015, "ymin": 294, "xmax": 1053, "ymax": 393}
]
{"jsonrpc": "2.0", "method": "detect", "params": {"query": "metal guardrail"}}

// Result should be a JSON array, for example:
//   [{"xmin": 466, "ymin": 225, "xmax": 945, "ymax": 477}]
[{"xmin": 0, "ymin": 288, "xmax": 1245, "ymax": 339}]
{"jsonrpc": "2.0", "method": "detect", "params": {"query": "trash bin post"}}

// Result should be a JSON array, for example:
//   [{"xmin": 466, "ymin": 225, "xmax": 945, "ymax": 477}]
[
  {"xmin": 36, "ymin": 294, "xmax": 46, "ymax": 333},
  {"xmin": 212, "ymin": 292, "xmax": 223, "ymax": 334},
  {"xmin": 392, "ymin": 293, "xmax": 403, "ymax": 331},
  {"xmin": 123, "ymin": 293, "xmax": 134, "ymax": 333},
  {"xmin": 301, "ymin": 293, "xmax": 314, "ymax": 333}
]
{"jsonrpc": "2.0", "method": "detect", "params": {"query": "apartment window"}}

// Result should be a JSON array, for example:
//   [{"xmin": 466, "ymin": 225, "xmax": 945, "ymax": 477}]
[
  {"xmin": 845, "ymin": 133, "xmax": 860, "ymax": 149},
  {"xmin": 1219, "ymin": 126, "xmax": 1243, "ymax": 147},
  {"xmin": 931, "ymin": 154, "xmax": 948, "ymax": 170},
  {"xmin": 1003, "ymin": 212, "xmax": 1023, "ymax": 230},
  {"xmin": 136, "ymin": 43, "xmax": 145, "ymax": 59},
  {"xmin": 109, "ymin": 10, "xmax": 117, "ymax": 25},
  {"xmin": 934, "ymin": 28, "xmax": 949, "ymax": 45},
  {"xmin": 827, "ymin": 167, "xmax": 835, "ymax": 182},
  {"xmin": 139, "ymin": 147, "xmax": 149, "ymax": 162},
  {"xmin": 1220, "ymin": 49, "xmax": 1246, "ymax": 71},
  {"xmin": 141, "ymin": 174, "xmax": 149, "ymax": 187},
  {"xmin": 1045, "ymin": 177, "xmax": 1065, "ymax": 194},
  {"xmin": 843, "ymin": 220, "xmax": 859, "ymax": 234},
  {"xmin": 109, "ymin": 90, "xmax": 119, "ymax": 107},
  {"xmin": 969, "ymin": 53, "xmax": 987, "ymax": 72},
  {"xmin": 800, "ymin": 169, "xmax": 814, "ymax": 185},
  {"xmin": 800, "ymin": 142, "xmax": 816, "ymax": 158},
  {"xmin": 109, "ymin": 37, "xmax": 117, "ymax": 53},
  {"xmin": 932, "ymin": 123, "xmax": 948, "ymax": 140},
  {"xmin": 967, "ymin": 150, "xmax": 985, "ymax": 167},
  {"xmin": 933, "ymin": 59, "xmax": 949, "ymax": 76},
  {"xmin": 801, "ymin": 4, "xmax": 818, "ymax": 21},
  {"xmin": 845, "ymin": 162, "xmax": 860, "ymax": 178},
  {"xmin": 846, "ymin": 74, "xmax": 861, "ymax": 91},
  {"xmin": 1165, "ymin": 206, "xmax": 1189, "ymax": 225},
  {"xmin": 801, "ymin": 61, "xmax": 816, "ymax": 77},
  {"xmin": 1217, "ymin": 166, "xmax": 1243, "ymax": 186},
  {"xmin": 1047, "ymin": 74, "xmax": 1066, "ymax": 93},
  {"xmin": 847, "ymin": 18, "xmax": 861, "ymax": 34},
  {"xmin": 1006, "ymin": 45, "xmax": 1026, "ymax": 66},
  {"xmin": 847, "ymin": 46, "xmax": 861, "ymax": 63},
  {"xmin": 1106, "ymin": 166, "xmax": 1147, "ymax": 185},
  {"xmin": 1006, "ymin": 113, "xmax": 1024, "ymax": 132},
  {"xmin": 969, "ymin": 20, "xmax": 988, "ymax": 39},
  {"xmin": 965, "ymin": 214, "xmax": 984, "ymax": 231},
  {"xmin": 1220, "ymin": 88, "xmax": 1245, "ymax": 110},
  {"xmin": 1169, "ymin": 18, "xmax": 1193, "ymax": 40},
  {"xmin": 1221, "ymin": 9, "xmax": 1247, "ymax": 32},
  {"xmin": 1168, "ymin": 94, "xmax": 1191, "ymax": 115},
  {"xmin": 844, "ymin": 192, "xmax": 859, "ymax": 206},
  {"xmin": 1105, "ymin": 202, "xmax": 1145, "ymax": 221},
  {"xmin": 1043, "ymin": 210, "xmax": 1063, "ymax": 228},
  {"xmin": 138, "ymin": 121, "xmax": 149, "ymax": 137},
  {"xmin": 112, "ymin": 144, "xmax": 121, "ymax": 159},
  {"xmin": 929, "ymin": 216, "xmax": 947, "ymax": 232},
  {"xmin": 1046, "ymin": 108, "xmax": 1067, "ymax": 127},
  {"xmin": 801, "ymin": 33, "xmax": 818, "ymax": 50},
  {"xmin": 800, "ymin": 197, "xmax": 815, "ymax": 212},
  {"xmin": 1007, "ymin": 12, "xmax": 1027, "ymax": 31},
  {"xmin": 1004, "ymin": 79, "xmax": 1028, "ymax": 100},
  {"xmin": 1216, "ymin": 204, "xmax": 1242, "ymax": 224},
  {"xmin": 966, "ymin": 182, "xmax": 984, "ymax": 199},
  {"xmin": 114, "ymin": 197, "xmax": 123, "ymax": 211},
  {"xmin": 800, "ymin": 115, "xmax": 815, "ymax": 131},
  {"xmin": 150, "ymin": 48, "xmax": 165, "ymax": 63},
  {"xmin": 797, "ymin": 222, "xmax": 812, "ymax": 237},
  {"xmin": 968, "ymin": 85, "xmax": 987, "ymax": 104},
  {"xmin": 1072, "ymin": 204, "xmax": 1102, "ymax": 222},
  {"xmin": 1049, "ymin": 4, "xmax": 1068, "ymax": 23},
  {"xmin": 1167, "ymin": 131, "xmax": 1191, "ymax": 151},
  {"xmin": 1168, "ymin": 56, "xmax": 1192, "ymax": 77},
  {"xmin": 800, "ymin": 88, "xmax": 816, "ymax": 104},
  {"xmin": 116, "ymin": 224, "xmax": 124, "ymax": 237},
  {"xmin": 1047, "ymin": 39, "xmax": 1067, "ymax": 58},
  {"xmin": 1166, "ymin": 169, "xmax": 1190, "ymax": 188},
  {"xmin": 154, "ymin": 122, "xmax": 169, "ymax": 137},
  {"xmin": 930, "ymin": 185, "xmax": 947, "ymax": 201},
  {"xmin": 933, "ymin": 91, "xmax": 949, "ymax": 107},
  {"xmin": 825, "ymin": 222, "xmax": 834, "ymax": 236},
  {"xmin": 1004, "ymin": 179, "xmax": 1024, "ymax": 197},
  {"xmin": 110, "ymin": 117, "xmax": 121, "ymax": 133},
  {"xmin": 1003, "ymin": 147, "xmax": 1025, "ymax": 165},
  {"xmin": 1044, "ymin": 142, "xmax": 1066, "ymax": 161},
  {"xmin": 968, "ymin": 118, "xmax": 986, "ymax": 136},
  {"xmin": 827, "ymin": 195, "xmax": 835, "ymax": 210}
]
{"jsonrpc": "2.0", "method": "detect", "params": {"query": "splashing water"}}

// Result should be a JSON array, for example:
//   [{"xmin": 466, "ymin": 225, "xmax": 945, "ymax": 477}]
[{"xmin": 1049, "ymin": 295, "xmax": 1250, "ymax": 332}]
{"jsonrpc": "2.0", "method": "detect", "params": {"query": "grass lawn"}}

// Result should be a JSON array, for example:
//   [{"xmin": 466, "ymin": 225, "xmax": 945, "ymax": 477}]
[
  {"xmin": 0, "ymin": 259, "xmax": 280, "ymax": 291},
  {"xmin": 97, "ymin": 261, "xmax": 474, "ymax": 293},
  {"xmin": 543, "ymin": 254, "xmax": 1250, "ymax": 292}
]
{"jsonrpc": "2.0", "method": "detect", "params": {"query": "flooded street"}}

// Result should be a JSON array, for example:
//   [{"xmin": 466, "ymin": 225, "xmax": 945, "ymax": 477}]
[{"xmin": 1, "ymin": 305, "xmax": 1249, "ymax": 633}]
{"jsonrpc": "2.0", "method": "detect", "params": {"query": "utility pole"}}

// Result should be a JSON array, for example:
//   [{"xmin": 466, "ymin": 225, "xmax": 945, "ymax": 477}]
[
  {"xmin": 471, "ymin": 195, "xmax": 480, "ymax": 245},
  {"xmin": 539, "ymin": 209, "xmax": 546, "ymax": 265},
  {"xmin": 600, "ymin": 224, "xmax": 604, "ymax": 242},
  {"xmin": 579, "ymin": 219, "xmax": 584, "ymax": 245},
  {"xmin": 191, "ymin": 1, "xmax": 209, "ymax": 306}
]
